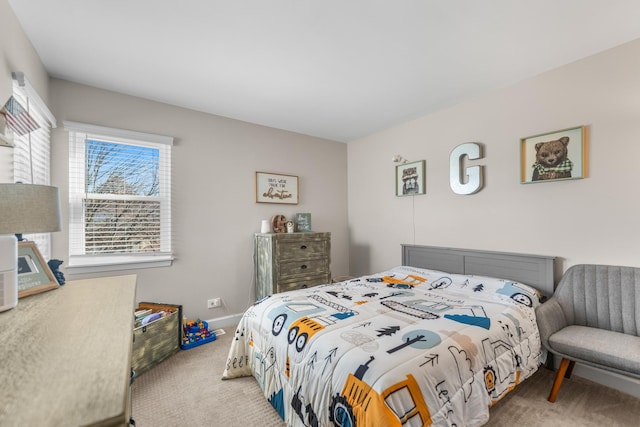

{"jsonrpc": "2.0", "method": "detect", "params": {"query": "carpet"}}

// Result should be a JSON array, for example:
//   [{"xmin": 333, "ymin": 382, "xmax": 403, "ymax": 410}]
[{"xmin": 132, "ymin": 328, "xmax": 640, "ymax": 426}]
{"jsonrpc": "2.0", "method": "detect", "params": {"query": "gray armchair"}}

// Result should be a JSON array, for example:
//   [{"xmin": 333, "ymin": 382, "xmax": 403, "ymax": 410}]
[{"xmin": 535, "ymin": 264, "xmax": 640, "ymax": 402}]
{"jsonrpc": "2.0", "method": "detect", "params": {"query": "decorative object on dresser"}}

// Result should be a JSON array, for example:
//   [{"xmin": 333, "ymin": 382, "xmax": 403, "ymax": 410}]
[
  {"xmin": 255, "ymin": 232, "xmax": 331, "ymax": 300},
  {"xmin": 271, "ymin": 214, "xmax": 288, "ymax": 233},
  {"xmin": 294, "ymin": 212, "xmax": 311, "ymax": 232},
  {"xmin": 255, "ymin": 171, "xmax": 299, "ymax": 204},
  {"xmin": 286, "ymin": 221, "xmax": 295, "ymax": 233}
]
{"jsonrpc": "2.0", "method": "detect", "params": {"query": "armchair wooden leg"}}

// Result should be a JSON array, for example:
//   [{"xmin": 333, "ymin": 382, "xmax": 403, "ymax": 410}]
[
  {"xmin": 564, "ymin": 360, "xmax": 576, "ymax": 379},
  {"xmin": 548, "ymin": 358, "xmax": 571, "ymax": 403}
]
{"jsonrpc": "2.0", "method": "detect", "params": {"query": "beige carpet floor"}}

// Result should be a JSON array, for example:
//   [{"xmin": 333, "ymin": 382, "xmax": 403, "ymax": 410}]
[{"xmin": 132, "ymin": 328, "xmax": 640, "ymax": 426}]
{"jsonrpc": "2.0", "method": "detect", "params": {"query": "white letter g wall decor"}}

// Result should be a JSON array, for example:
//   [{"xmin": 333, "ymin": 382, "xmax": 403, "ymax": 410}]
[{"xmin": 450, "ymin": 143, "xmax": 484, "ymax": 195}]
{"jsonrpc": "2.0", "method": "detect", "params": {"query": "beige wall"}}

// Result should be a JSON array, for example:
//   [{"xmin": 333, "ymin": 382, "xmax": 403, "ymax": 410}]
[
  {"xmin": 49, "ymin": 79, "xmax": 349, "ymax": 324},
  {"xmin": 0, "ymin": 0, "xmax": 49, "ymax": 182},
  {"xmin": 0, "ymin": 0, "xmax": 49, "ymax": 103},
  {"xmin": 348, "ymin": 38, "xmax": 640, "ymax": 278}
]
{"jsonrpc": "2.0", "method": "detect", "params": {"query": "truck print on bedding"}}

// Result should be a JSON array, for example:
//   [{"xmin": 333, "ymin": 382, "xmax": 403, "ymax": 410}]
[{"xmin": 222, "ymin": 266, "xmax": 543, "ymax": 427}]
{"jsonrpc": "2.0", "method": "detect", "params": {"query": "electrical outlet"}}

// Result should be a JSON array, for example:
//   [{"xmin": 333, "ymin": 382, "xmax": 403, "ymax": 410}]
[{"xmin": 207, "ymin": 298, "xmax": 222, "ymax": 309}]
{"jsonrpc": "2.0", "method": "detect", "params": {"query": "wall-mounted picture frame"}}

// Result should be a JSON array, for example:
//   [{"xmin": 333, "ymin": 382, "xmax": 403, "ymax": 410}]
[
  {"xmin": 17, "ymin": 241, "xmax": 59, "ymax": 298},
  {"xmin": 255, "ymin": 172, "xmax": 299, "ymax": 204},
  {"xmin": 396, "ymin": 160, "xmax": 426, "ymax": 196},
  {"xmin": 520, "ymin": 126, "xmax": 588, "ymax": 184}
]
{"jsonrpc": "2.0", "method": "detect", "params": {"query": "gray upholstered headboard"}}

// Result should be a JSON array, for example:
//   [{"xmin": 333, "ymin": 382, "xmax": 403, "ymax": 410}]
[{"xmin": 402, "ymin": 244, "xmax": 556, "ymax": 296}]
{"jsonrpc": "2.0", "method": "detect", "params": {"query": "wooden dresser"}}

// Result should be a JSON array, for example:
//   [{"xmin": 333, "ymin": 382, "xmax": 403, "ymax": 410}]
[
  {"xmin": 255, "ymin": 232, "xmax": 331, "ymax": 299},
  {"xmin": 0, "ymin": 275, "xmax": 137, "ymax": 426}
]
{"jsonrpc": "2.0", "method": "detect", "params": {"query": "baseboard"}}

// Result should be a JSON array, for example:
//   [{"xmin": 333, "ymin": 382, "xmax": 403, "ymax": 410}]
[
  {"xmin": 573, "ymin": 364, "xmax": 640, "ymax": 399},
  {"xmin": 206, "ymin": 313, "xmax": 244, "ymax": 331}
]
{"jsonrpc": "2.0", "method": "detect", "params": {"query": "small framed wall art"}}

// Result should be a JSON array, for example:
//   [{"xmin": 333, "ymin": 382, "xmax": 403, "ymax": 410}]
[
  {"xmin": 396, "ymin": 160, "xmax": 426, "ymax": 196},
  {"xmin": 255, "ymin": 172, "xmax": 299, "ymax": 204},
  {"xmin": 17, "ymin": 241, "xmax": 59, "ymax": 298},
  {"xmin": 520, "ymin": 126, "xmax": 588, "ymax": 184}
]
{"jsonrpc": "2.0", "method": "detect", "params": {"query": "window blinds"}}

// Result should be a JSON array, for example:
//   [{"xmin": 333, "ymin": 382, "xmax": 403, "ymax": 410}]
[
  {"xmin": 65, "ymin": 121, "xmax": 173, "ymax": 268},
  {"xmin": 9, "ymin": 78, "xmax": 55, "ymax": 258}
]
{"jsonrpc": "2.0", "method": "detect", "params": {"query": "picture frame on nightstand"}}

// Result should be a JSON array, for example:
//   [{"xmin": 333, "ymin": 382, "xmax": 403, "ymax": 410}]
[{"xmin": 17, "ymin": 241, "xmax": 59, "ymax": 298}]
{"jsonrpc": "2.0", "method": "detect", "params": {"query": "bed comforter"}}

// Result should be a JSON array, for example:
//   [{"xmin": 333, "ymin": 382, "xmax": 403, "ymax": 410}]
[{"xmin": 222, "ymin": 266, "xmax": 543, "ymax": 427}]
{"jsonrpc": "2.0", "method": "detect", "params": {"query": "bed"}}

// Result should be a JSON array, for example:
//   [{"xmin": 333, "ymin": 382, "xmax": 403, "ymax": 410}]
[{"xmin": 222, "ymin": 245, "xmax": 555, "ymax": 426}]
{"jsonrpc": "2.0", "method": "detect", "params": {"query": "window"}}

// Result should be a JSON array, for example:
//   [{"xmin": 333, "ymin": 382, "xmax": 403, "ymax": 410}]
[
  {"xmin": 4, "ymin": 73, "xmax": 56, "ymax": 259},
  {"xmin": 65, "ymin": 121, "xmax": 173, "ymax": 273}
]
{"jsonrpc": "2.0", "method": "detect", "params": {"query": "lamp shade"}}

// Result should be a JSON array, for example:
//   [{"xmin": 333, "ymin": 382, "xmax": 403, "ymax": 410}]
[{"xmin": 0, "ymin": 183, "xmax": 61, "ymax": 234}]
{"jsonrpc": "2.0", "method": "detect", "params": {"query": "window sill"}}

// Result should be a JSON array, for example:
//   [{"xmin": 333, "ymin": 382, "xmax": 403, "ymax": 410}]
[{"xmin": 66, "ymin": 254, "xmax": 174, "ymax": 275}]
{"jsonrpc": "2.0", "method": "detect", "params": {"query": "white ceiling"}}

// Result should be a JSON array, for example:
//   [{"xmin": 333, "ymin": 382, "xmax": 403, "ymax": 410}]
[{"xmin": 8, "ymin": 1, "xmax": 640, "ymax": 142}]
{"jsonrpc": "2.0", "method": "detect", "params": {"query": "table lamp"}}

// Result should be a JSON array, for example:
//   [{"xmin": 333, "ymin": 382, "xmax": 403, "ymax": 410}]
[{"xmin": 0, "ymin": 183, "xmax": 61, "ymax": 312}]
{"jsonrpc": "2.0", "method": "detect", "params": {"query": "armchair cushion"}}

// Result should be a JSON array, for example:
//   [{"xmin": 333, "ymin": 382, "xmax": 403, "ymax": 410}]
[{"xmin": 548, "ymin": 325, "xmax": 640, "ymax": 377}]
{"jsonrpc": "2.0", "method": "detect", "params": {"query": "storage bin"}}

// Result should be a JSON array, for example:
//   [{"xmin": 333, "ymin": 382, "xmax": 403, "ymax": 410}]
[{"xmin": 132, "ymin": 302, "xmax": 182, "ymax": 376}]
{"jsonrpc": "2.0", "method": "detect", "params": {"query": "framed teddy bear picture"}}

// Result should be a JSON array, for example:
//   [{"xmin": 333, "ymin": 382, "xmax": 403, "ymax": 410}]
[{"xmin": 520, "ymin": 126, "xmax": 588, "ymax": 184}]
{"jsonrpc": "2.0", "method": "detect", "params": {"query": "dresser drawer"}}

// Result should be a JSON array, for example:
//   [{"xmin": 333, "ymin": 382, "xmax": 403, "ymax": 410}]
[
  {"xmin": 255, "ymin": 231, "xmax": 331, "ymax": 300},
  {"xmin": 278, "ymin": 257, "xmax": 329, "ymax": 278},
  {"xmin": 277, "ymin": 274, "xmax": 331, "ymax": 293},
  {"xmin": 277, "ymin": 239, "xmax": 328, "ymax": 260}
]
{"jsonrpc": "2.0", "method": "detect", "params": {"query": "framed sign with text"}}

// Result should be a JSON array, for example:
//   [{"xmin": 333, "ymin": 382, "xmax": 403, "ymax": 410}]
[{"xmin": 255, "ymin": 172, "xmax": 299, "ymax": 204}]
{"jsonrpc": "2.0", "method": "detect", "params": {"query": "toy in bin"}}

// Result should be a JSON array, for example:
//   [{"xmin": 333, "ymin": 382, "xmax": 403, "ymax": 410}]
[{"xmin": 181, "ymin": 318, "xmax": 216, "ymax": 350}]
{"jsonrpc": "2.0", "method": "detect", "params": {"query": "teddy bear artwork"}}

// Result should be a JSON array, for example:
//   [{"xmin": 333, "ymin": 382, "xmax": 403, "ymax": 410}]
[{"xmin": 531, "ymin": 136, "xmax": 573, "ymax": 181}]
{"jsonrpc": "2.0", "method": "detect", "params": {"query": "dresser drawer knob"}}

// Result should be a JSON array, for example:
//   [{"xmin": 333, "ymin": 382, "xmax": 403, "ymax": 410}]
[
  {"xmin": 300, "ymin": 245, "xmax": 307, "ymax": 250},
  {"xmin": 300, "ymin": 265, "xmax": 307, "ymax": 270}
]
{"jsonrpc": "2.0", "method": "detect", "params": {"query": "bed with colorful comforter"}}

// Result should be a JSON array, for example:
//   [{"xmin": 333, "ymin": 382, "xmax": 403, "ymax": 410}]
[{"xmin": 222, "ymin": 265, "xmax": 544, "ymax": 427}]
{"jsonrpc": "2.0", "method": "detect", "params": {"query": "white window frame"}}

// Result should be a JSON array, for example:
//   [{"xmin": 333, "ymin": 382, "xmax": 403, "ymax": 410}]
[{"xmin": 65, "ymin": 121, "xmax": 174, "ymax": 274}]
